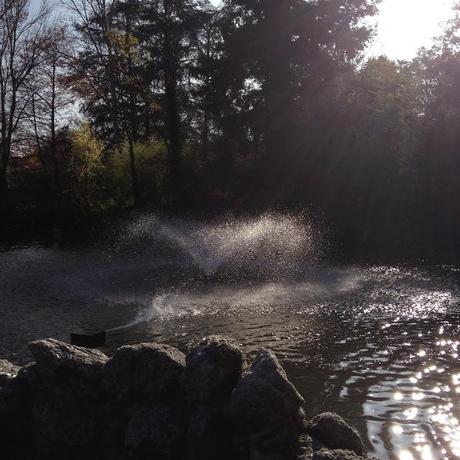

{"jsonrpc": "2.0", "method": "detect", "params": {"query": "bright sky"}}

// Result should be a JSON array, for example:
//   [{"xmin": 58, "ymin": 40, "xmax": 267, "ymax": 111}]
[
  {"xmin": 31, "ymin": 0, "xmax": 457, "ymax": 61},
  {"xmin": 369, "ymin": 0, "xmax": 456, "ymax": 59},
  {"xmin": 209, "ymin": 0, "xmax": 457, "ymax": 60}
]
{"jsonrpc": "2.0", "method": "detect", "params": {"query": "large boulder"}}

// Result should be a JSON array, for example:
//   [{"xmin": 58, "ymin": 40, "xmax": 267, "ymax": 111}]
[
  {"xmin": 183, "ymin": 335, "xmax": 246, "ymax": 405},
  {"xmin": 230, "ymin": 349, "xmax": 310, "ymax": 460},
  {"xmin": 28, "ymin": 339, "xmax": 108, "ymax": 396},
  {"xmin": 306, "ymin": 413, "xmax": 364, "ymax": 456},
  {"xmin": 103, "ymin": 343, "xmax": 185, "ymax": 402},
  {"xmin": 125, "ymin": 405, "xmax": 186, "ymax": 460}
]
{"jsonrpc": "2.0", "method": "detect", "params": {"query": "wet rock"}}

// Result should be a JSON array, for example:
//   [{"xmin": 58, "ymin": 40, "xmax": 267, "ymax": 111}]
[
  {"xmin": 312, "ymin": 449, "xmax": 365, "ymax": 460},
  {"xmin": 126, "ymin": 405, "xmax": 186, "ymax": 460},
  {"xmin": 230, "ymin": 349, "xmax": 309, "ymax": 459},
  {"xmin": 307, "ymin": 413, "xmax": 364, "ymax": 456},
  {"xmin": 103, "ymin": 343, "xmax": 185, "ymax": 402},
  {"xmin": 0, "ymin": 359, "xmax": 19, "ymax": 388},
  {"xmin": 29, "ymin": 339, "xmax": 108, "ymax": 396},
  {"xmin": 183, "ymin": 335, "xmax": 246, "ymax": 405}
]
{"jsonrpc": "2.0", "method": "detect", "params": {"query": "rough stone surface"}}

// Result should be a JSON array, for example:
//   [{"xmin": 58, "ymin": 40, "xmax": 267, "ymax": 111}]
[
  {"xmin": 307, "ymin": 413, "xmax": 364, "ymax": 456},
  {"xmin": 230, "ymin": 349, "xmax": 308, "ymax": 459},
  {"xmin": 183, "ymin": 335, "xmax": 246, "ymax": 405},
  {"xmin": 29, "ymin": 339, "xmax": 108, "ymax": 395},
  {"xmin": 0, "ymin": 359, "xmax": 19, "ymax": 388},
  {"xmin": 126, "ymin": 405, "xmax": 186, "ymax": 460},
  {"xmin": 103, "ymin": 343, "xmax": 185, "ymax": 402},
  {"xmin": 312, "ymin": 449, "xmax": 365, "ymax": 460}
]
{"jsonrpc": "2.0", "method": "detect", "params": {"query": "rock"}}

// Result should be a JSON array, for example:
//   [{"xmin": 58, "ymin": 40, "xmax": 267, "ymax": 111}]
[
  {"xmin": 313, "ymin": 449, "xmax": 365, "ymax": 460},
  {"xmin": 125, "ymin": 405, "xmax": 186, "ymax": 460},
  {"xmin": 0, "ymin": 359, "xmax": 19, "ymax": 388},
  {"xmin": 31, "ymin": 391, "xmax": 98, "ymax": 458},
  {"xmin": 0, "ymin": 338, "xmax": 371, "ymax": 460},
  {"xmin": 13, "ymin": 362, "xmax": 42, "ymax": 390},
  {"xmin": 28, "ymin": 339, "xmax": 108, "ymax": 396},
  {"xmin": 0, "ymin": 363, "xmax": 41, "ymax": 459},
  {"xmin": 185, "ymin": 407, "xmax": 237, "ymax": 460},
  {"xmin": 103, "ymin": 343, "xmax": 185, "ymax": 402},
  {"xmin": 183, "ymin": 335, "xmax": 246, "ymax": 405},
  {"xmin": 230, "ymin": 349, "xmax": 309, "ymax": 459},
  {"xmin": 0, "ymin": 362, "xmax": 17, "ymax": 456},
  {"xmin": 307, "ymin": 413, "xmax": 364, "ymax": 456}
]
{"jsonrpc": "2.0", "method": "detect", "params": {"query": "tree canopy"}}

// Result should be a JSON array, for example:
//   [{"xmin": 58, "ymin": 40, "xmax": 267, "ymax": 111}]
[{"xmin": 1, "ymin": 0, "xmax": 460, "ymax": 261}]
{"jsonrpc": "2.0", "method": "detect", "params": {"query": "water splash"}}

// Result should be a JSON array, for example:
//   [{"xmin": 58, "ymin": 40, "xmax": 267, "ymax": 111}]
[{"xmin": 114, "ymin": 212, "xmax": 322, "ymax": 277}]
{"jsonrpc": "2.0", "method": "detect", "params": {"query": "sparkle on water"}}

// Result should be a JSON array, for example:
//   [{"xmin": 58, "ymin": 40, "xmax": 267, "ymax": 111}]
[{"xmin": 1, "ymin": 213, "xmax": 460, "ymax": 459}]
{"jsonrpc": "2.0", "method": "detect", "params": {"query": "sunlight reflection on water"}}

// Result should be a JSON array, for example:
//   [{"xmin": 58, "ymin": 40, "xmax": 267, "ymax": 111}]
[{"xmin": 360, "ymin": 316, "xmax": 460, "ymax": 460}]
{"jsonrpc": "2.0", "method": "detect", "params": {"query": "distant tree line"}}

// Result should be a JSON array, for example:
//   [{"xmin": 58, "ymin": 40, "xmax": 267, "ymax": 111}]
[{"xmin": 1, "ymin": 0, "xmax": 460, "ymax": 260}]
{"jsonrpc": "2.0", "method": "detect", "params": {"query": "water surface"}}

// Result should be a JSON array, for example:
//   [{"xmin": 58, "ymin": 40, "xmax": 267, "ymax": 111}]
[{"xmin": 1, "ymin": 213, "xmax": 460, "ymax": 460}]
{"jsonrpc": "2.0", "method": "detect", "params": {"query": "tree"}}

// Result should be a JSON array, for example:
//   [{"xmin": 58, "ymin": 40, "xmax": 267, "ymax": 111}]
[
  {"xmin": 216, "ymin": 0, "xmax": 379, "ymax": 202},
  {"xmin": 413, "ymin": 4, "xmax": 460, "ymax": 250},
  {"xmin": 0, "ymin": 0, "xmax": 48, "ymax": 205},
  {"xmin": 188, "ymin": 2, "xmax": 224, "ymax": 161},
  {"xmin": 66, "ymin": 0, "xmax": 148, "ymax": 205},
  {"xmin": 138, "ymin": 0, "xmax": 206, "ymax": 203},
  {"xmin": 27, "ymin": 25, "xmax": 73, "ymax": 215}
]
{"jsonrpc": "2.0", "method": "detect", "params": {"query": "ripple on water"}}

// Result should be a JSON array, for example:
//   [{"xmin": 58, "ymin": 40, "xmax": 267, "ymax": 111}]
[
  {"xmin": 2, "ymin": 232, "xmax": 460, "ymax": 460},
  {"xmin": 337, "ymin": 318, "xmax": 460, "ymax": 460}
]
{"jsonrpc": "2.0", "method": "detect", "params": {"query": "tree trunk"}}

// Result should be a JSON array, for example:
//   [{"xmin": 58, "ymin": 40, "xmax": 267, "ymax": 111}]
[
  {"xmin": 163, "ymin": 0, "xmax": 182, "ymax": 205},
  {"xmin": 50, "ymin": 58, "xmax": 62, "ymax": 218},
  {"xmin": 261, "ymin": 0, "xmax": 292, "ymax": 198},
  {"xmin": 164, "ymin": 65, "xmax": 182, "ymax": 206},
  {"xmin": 127, "ymin": 133, "xmax": 140, "ymax": 206},
  {"xmin": 0, "ymin": 161, "xmax": 9, "ymax": 212},
  {"xmin": 201, "ymin": 108, "xmax": 209, "ymax": 162}
]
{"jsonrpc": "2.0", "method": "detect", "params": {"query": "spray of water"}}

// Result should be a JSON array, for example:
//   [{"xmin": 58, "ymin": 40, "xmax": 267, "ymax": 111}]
[
  {"xmin": 102, "ymin": 212, "xmax": 325, "ymax": 331},
  {"xmin": 113, "ymin": 212, "xmax": 322, "ymax": 278}
]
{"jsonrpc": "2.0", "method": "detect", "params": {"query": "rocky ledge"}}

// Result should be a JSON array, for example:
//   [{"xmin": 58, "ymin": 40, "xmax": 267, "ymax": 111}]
[{"xmin": 0, "ymin": 336, "xmax": 369, "ymax": 460}]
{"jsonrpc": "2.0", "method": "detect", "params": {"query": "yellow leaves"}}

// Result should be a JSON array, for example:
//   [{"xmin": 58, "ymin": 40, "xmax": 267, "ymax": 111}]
[
  {"xmin": 69, "ymin": 123, "xmax": 104, "ymax": 178},
  {"xmin": 107, "ymin": 30, "xmax": 140, "ymax": 60}
]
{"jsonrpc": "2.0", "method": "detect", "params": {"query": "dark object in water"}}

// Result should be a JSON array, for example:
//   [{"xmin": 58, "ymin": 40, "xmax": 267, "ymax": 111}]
[{"xmin": 71, "ymin": 331, "xmax": 106, "ymax": 348}]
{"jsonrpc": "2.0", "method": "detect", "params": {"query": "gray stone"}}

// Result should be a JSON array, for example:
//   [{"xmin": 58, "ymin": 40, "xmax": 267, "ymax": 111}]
[
  {"xmin": 125, "ymin": 405, "xmax": 186, "ymax": 460},
  {"xmin": 313, "ymin": 448, "xmax": 365, "ymax": 460},
  {"xmin": 103, "ymin": 343, "xmax": 185, "ymax": 402},
  {"xmin": 231, "ymin": 349, "xmax": 309, "ymax": 459},
  {"xmin": 307, "ymin": 413, "xmax": 364, "ymax": 456},
  {"xmin": 29, "ymin": 339, "xmax": 108, "ymax": 396},
  {"xmin": 183, "ymin": 335, "xmax": 246, "ymax": 405},
  {"xmin": 0, "ymin": 359, "xmax": 19, "ymax": 388}
]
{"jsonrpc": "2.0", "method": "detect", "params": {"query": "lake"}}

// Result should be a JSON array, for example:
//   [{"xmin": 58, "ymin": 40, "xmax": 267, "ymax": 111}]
[{"xmin": 1, "ymin": 213, "xmax": 460, "ymax": 460}]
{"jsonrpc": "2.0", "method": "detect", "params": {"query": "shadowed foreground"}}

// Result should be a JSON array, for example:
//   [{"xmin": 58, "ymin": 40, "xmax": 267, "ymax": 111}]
[{"xmin": 0, "ymin": 336, "xmax": 369, "ymax": 460}]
